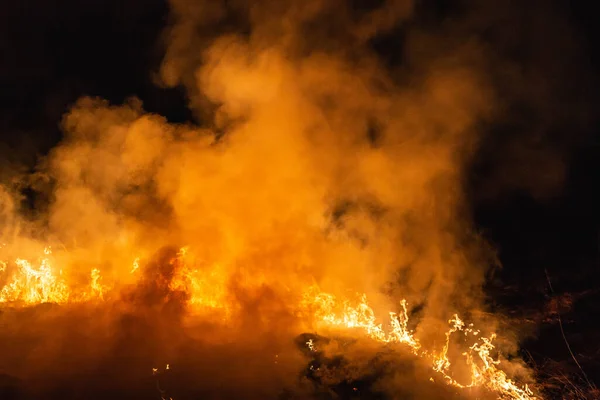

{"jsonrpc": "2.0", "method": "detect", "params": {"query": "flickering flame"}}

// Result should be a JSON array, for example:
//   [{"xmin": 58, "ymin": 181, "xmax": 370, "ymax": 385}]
[
  {"xmin": 304, "ymin": 290, "xmax": 536, "ymax": 399},
  {"xmin": 131, "ymin": 257, "xmax": 140, "ymax": 274},
  {"xmin": 0, "ymin": 246, "xmax": 536, "ymax": 399},
  {"xmin": 169, "ymin": 247, "xmax": 231, "ymax": 316},
  {"xmin": 304, "ymin": 289, "xmax": 420, "ymax": 352},
  {"xmin": 0, "ymin": 247, "xmax": 69, "ymax": 303},
  {"xmin": 0, "ymin": 246, "xmax": 227, "ymax": 312},
  {"xmin": 0, "ymin": 247, "xmax": 107, "ymax": 304}
]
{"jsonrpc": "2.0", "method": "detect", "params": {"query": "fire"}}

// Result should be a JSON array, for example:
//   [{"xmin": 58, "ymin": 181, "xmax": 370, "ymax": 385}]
[
  {"xmin": 0, "ymin": 245, "xmax": 537, "ymax": 399},
  {"xmin": 168, "ymin": 247, "xmax": 231, "ymax": 316},
  {"xmin": 304, "ymin": 289, "xmax": 536, "ymax": 399},
  {"xmin": 304, "ymin": 289, "xmax": 420, "ymax": 352},
  {"xmin": 0, "ymin": 247, "xmax": 70, "ymax": 304},
  {"xmin": 0, "ymin": 247, "xmax": 106, "ymax": 304}
]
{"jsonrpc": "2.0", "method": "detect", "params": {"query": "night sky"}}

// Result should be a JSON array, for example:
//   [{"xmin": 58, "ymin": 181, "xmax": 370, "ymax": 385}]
[{"xmin": 2, "ymin": 0, "xmax": 600, "ymax": 395}]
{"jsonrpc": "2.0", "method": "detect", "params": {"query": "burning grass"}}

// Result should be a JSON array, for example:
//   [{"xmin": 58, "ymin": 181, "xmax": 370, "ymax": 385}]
[
  {"xmin": 0, "ymin": 245, "xmax": 538, "ymax": 399},
  {"xmin": 1, "ymin": 2, "xmax": 594, "ymax": 398}
]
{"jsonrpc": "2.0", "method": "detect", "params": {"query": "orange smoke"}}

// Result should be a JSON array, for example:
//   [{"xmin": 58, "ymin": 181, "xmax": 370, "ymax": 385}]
[{"xmin": 0, "ymin": 0, "xmax": 542, "ymax": 399}]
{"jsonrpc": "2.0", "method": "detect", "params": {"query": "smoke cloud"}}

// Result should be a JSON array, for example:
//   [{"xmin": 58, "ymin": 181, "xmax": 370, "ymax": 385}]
[
  {"xmin": 29, "ymin": 0, "xmax": 495, "ymax": 321},
  {"xmin": 1, "ymin": 0, "xmax": 592, "ymax": 398}
]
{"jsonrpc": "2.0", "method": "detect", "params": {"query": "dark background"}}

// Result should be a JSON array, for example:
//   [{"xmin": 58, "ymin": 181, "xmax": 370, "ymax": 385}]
[{"xmin": 1, "ymin": 0, "xmax": 599, "ymax": 396}]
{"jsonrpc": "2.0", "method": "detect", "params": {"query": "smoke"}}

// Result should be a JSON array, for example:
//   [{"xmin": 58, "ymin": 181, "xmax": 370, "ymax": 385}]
[
  {"xmin": 39, "ymin": 0, "xmax": 492, "ymax": 324},
  {"xmin": 0, "ymin": 0, "xmax": 593, "ymax": 398},
  {"xmin": 460, "ymin": 0, "xmax": 598, "ymax": 201},
  {"xmin": 158, "ymin": 0, "xmax": 498, "ymax": 337}
]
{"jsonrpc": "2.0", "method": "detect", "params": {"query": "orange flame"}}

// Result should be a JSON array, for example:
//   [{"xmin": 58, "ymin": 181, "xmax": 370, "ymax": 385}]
[
  {"xmin": 304, "ymin": 289, "xmax": 536, "ymax": 399},
  {"xmin": 0, "ymin": 245, "xmax": 536, "ymax": 399}
]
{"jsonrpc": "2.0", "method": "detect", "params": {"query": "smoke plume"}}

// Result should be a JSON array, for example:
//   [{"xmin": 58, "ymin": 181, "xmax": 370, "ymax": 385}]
[{"xmin": 1, "ymin": 0, "xmax": 593, "ymax": 398}]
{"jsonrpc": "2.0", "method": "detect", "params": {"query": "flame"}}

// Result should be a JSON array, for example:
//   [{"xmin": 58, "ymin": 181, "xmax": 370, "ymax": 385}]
[
  {"xmin": 169, "ymin": 247, "xmax": 231, "ymax": 316},
  {"xmin": 0, "ymin": 247, "xmax": 70, "ymax": 304},
  {"xmin": 0, "ymin": 247, "xmax": 107, "ymax": 304},
  {"xmin": 304, "ymin": 289, "xmax": 420, "ymax": 352},
  {"xmin": 131, "ymin": 257, "xmax": 140, "ymax": 273},
  {"xmin": 304, "ymin": 289, "xmax": 536, "ymax": 399},
  {"xmin": 0, "ymin": 245, "xmax": 536, "ymax": 399}
]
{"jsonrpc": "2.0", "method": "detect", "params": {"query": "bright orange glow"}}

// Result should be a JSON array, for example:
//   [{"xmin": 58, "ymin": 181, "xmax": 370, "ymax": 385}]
[
  {"xmin": 0, "ymin": 247, "xmax": 107, "ymax": 304},
  {"xmin": 0, "ymin": 245, "xmax": 537, "ymax": 399},
  {"xmin": 304, "ymin": 289, "xmax": 536, "ymax": 399},
  {"xmin": 169, "ymin": 246, "xmax": 231, "ymax": 316}
]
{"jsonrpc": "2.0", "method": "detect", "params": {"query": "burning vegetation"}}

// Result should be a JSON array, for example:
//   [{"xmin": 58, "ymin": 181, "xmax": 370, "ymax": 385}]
[
  {"xmin": 0, "ymin": 246, "xmax": 534, "ymax": 399},
  {"xmin": 0, "ymin": 0, "xmax": 596, "ymax": 399}
]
